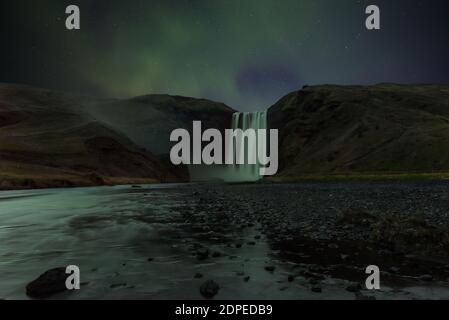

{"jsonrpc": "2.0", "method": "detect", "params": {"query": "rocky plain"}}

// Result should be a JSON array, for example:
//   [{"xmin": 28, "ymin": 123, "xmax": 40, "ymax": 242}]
[{"xmin": 2, "ymin": 181, "xmax": 449, "ymax": 300}]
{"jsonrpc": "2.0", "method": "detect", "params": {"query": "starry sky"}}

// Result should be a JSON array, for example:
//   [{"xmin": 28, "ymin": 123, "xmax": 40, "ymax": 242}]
[{"xmin": 1, "ymin": 0, "xmax": 449, "ymax": 111}]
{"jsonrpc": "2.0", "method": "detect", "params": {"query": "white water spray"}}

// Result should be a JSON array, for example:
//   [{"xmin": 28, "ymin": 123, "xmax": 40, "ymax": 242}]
[{"xmin": 226, "ymin": 111, "xmax": 268, "ymax": 182}]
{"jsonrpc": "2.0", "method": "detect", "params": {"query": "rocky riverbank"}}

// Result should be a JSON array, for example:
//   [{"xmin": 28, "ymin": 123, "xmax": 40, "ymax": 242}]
[
  {"xmin": 178, "ymin": 181, "xmax": 449, "ymax": 297},
  {"xmin": 2, "ymin": 182, "xmax": 449, "ymax": 300}
]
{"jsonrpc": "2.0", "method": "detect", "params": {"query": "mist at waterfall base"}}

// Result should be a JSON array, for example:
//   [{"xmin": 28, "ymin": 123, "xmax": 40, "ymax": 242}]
[{"xmin": 189, "ymin": 112, "xmax": 268, "ymax": 183}]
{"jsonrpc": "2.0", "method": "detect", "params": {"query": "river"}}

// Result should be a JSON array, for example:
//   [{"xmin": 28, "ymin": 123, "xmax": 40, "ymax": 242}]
[{"xmin": 1, "ymin": 182, "xmax": 449, "ymax": 300}]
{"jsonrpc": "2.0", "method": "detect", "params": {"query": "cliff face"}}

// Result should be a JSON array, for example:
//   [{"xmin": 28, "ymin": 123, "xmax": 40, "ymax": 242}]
[
  {"xmin": 0, "ymin": 84, "xmax": 186, "ymax": 190},
  {"xmin": 85, "ymin": 94, "xmax": 236, "ymax": 155},
  {"xmin": 268, "ymin": 84, "xmax": 449, "ymax": 177}
]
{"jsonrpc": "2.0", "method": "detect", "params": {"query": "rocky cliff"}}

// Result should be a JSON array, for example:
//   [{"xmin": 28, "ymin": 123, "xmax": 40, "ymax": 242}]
[
  {"xmin": 268, "ymin": 84, "xmax": 449, "ymax": 178},
  {"xmin": 0, "ymin": 84, "xmax": 186, "ymax": 190}
]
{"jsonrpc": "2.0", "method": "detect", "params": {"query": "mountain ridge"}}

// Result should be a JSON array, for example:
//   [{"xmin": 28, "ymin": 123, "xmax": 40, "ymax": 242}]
[
  {"xmin": 268, "ymin": 83, "xmax": 449, "ymax": 178},
  {"xmin": 0, "ymin": 84, "xmax": 190, "ymax": 190},
  {"xmin": 2, "ymin": 82, "xmax": 449, "ymax": 188}
]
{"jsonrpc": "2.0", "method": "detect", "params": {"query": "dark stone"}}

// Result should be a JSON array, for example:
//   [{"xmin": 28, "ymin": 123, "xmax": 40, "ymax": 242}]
[
  {"xmin": 311, "ymin": 286, "xmax": 322, "ymax": 293},
  {"xmin": 340, "ymin": 254, "xmax": 350, "ymax": 261},
  {"xmin": 265, "ymin": 266, "xmax": 276, "ymax": 272},
  {"xmin": 390, "ymin": 267, "xmax": 400, "ymax": 274},
  {"xmin": 244, "ymin": 276, "xmax": 251, "ymax": 282},
  {"xmin": 26, "ymin": 268, "xmax": 69, "ymax": 299},
  {"xmin": 419, "ymin": 274, "xmax": 433, "ymax": 282},
  {"xmin": 346, "ymin": 283, "xmax": 362, "ymax": 293},
  {"xmin": 196, "ymin": 248, "xmax": 210, "ymax": 261},
  {"xmin": 194, "ymin": 273, "xmax": 204, "ymax": 279},
  {"xmin": 200, "ymin": 280, "xmax": 220, "ymax": 299},
  {"xmin": 212, "ymin": 251, "xmax": 222, "ymax": 258},
  {"xmin": 288, "ymin": 275, "xmax": 295, "ymax": 282}
]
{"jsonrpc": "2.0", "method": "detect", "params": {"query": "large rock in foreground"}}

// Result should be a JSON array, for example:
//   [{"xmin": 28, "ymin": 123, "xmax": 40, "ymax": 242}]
[{"xmin": 26, "ymin": 268, "xmax": 69, "ymax": 299}]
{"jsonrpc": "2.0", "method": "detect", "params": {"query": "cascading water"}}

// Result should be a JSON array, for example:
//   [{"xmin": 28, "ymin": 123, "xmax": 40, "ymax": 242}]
[
  {"xmin": 226, "ymin": 111, "xmax": 268, "ymax": 182},
  {"xmin": 188, "ymin": 111, "xmax": 269, "ymax": 182}
]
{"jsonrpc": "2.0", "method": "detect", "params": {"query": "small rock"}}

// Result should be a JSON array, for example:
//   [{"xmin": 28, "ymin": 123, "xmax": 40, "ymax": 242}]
[
  {"xmin": 194, "ymin": 273, "xmax": 204, "ymax": 279},
  {"xmin": 265, "ymin": 266, "xmax": 276, "ymax": 272},
  {"xmin": 212, "ymin": 251, "xmax": 222, "ymax": 258},
  {"xmin": 419, "ymin": 274, "xmax": 433, "ymax": 282},
  {"xmin": 244, "ymin": 276, "xmax": 251, "ymax": 282},
  {"xmin": 247, "ymin": 241, "xmax": 256, "ymax": 246},
  {"xmin": 110, "ymin": 283, "xmax": 127, "ymax": 289},
  {"xmin": 147, "ymin": 258, "xmax": 154, "ymax": 262},
  {"xmin": 288, "ymin": 275, "xmax": 295, "ymax": 282},
  {"xmin": 340, "ymin": 254, "xmax": 350, "ymax": 261},
  {"xmin": 200, "ymin": 280, "xmax": 220, "ymax": 299},
  {"xmin": 196, "ymin": 248, "xmax": 210, "ymax": 261},
  {"xmin": 379, "ymin": 249, "xmax": 394, "ymax": 256},
  {"xmin": 390, "ymin": 267, "xmax": 400, "ymax": 274},
  {"xmin": 311, "ymin": 286, "xmax": 322, "ymax": 293}
]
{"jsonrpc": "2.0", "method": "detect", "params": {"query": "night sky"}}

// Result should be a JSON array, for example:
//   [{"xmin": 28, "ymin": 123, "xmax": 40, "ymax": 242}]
[{"xmin": 1, "ymin": 0, "xmax": 449, "ymax": 111}]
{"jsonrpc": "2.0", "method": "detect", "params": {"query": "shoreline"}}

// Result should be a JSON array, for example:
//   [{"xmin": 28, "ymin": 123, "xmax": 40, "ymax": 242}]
[
  {"xmin": 0, "ymin": 176, "xmax": 161, "ymax": 192},
  {"xmin": 264, "ymin": 172, "xmax": 449, "ymax": 183},
  {"xmin": 3, "ymin": 172, "xmax": 449, "ymax": 191}
]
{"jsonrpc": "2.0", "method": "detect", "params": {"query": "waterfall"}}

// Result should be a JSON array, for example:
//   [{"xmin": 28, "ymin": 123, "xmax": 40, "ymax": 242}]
[
  {"xmin": 226, "ymin": 111, "xmax": 267, "ymax": 182},
  {"xmin": 188, "ymin": 111, "xmax": 268, "ymax": 182}
]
